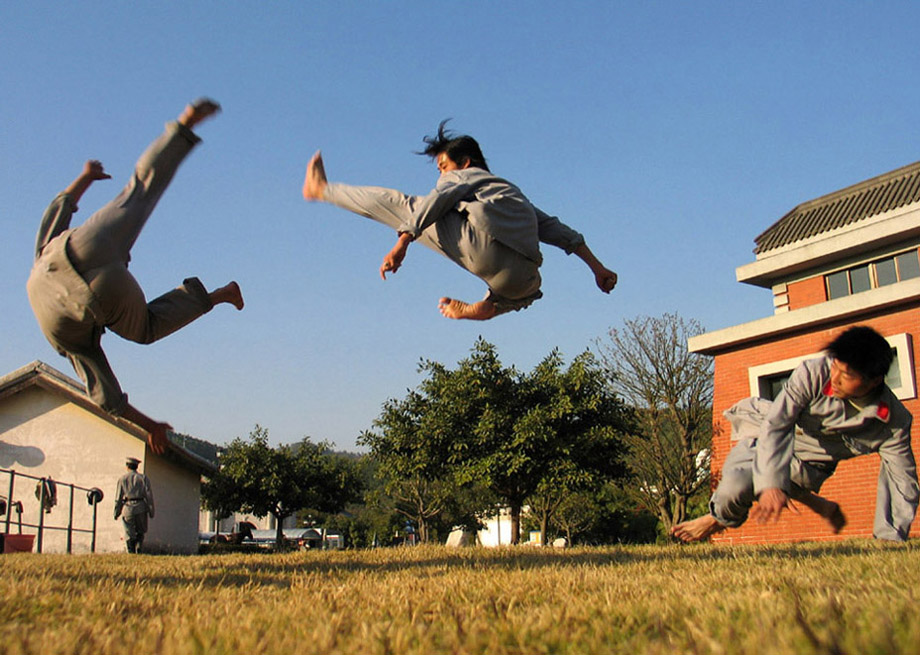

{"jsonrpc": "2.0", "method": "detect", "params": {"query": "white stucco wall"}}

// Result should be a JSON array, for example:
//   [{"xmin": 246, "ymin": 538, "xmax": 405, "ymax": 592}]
[
  {"xmin": 145, "ymin": 455, "xmax": 201, "ymax": 554},
  {"xmin": 1, "ymin": 386, "xmax": 202, "ymax": 554}
]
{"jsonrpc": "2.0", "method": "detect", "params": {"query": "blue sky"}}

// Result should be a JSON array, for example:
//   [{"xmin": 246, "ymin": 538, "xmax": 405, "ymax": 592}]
[{"xmin": 3, "ymin": 3, "xmax": 920, "ymax": 450}]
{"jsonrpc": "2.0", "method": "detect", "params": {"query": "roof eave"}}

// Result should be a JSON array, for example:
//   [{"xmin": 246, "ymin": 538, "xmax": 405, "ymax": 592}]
[
  {"xmin": 0, "ymin": 361, "xmax": 217, "ymax": 475},
  {"xmin": 737, "ymin": 203, "xmax": 920, "ymax": 288}
]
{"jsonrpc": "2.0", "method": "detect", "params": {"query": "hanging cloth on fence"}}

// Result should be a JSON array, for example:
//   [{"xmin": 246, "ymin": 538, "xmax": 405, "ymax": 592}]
[{"xmin": 34, "ymin": 478, "xmax": 57, "ymax": 513}]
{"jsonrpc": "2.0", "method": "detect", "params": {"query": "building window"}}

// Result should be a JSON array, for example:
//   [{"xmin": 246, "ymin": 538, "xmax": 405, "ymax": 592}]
[
  {"xmin": 825, "ymin": 249, "xmax": 920, "ymax": 300},
  {"xmin": 744, "ymin": 334, "xmax": 915, "ymax": 429}
]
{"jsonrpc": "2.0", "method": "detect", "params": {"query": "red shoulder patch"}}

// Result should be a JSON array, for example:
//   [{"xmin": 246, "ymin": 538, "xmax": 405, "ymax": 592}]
[{"xmin": 877, "ymin": 402, "xmax": 890, "ymax": 421}]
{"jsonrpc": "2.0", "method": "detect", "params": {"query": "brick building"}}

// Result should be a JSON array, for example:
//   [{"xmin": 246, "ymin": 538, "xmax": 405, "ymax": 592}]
[{"xmin": 688, "ymin": 161, "xmax": 920, "ymax": 543}]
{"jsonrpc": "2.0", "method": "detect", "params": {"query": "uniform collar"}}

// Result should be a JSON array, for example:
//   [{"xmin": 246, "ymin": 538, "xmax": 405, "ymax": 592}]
[{"xmin": 822, "ymin": 381, "xmax": 890, "ymax": 423}]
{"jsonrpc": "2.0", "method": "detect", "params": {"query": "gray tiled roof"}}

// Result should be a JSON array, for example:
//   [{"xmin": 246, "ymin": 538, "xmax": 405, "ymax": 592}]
[{"xmin": 754, "ymin": 160, "xmax": 920, "ymax": 255}]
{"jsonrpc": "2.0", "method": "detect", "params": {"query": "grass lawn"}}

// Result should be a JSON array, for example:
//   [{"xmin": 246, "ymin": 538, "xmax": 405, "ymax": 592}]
[{"xmin": 1, "ymin": 541, "xmax": 917, "ymax": 654}]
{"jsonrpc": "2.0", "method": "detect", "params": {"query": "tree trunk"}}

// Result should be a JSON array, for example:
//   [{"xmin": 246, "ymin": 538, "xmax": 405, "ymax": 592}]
[
  {"xmin": 274, "ymin": 513, "xmax": 286, "ymax": 552},
  {"xmin": 656, "ymin": 495, "xmax": 674, "ymax": 534},
  {"xmin": 540, "ymin": 513, "xmax": 549, "ymax": 547},
  {"xmin": 510, "ymin": 503, "xmax": 522, "ymax": 545},
  {"xmin": 417, "ymin": 515, "xmax": 428, "ymax": 544},
  {"xmin": 673, "ymin": 493, "xmax": 688, "ymax": 527}
]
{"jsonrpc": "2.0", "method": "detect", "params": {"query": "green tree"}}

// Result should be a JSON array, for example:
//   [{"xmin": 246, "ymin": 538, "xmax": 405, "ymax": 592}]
[
  {"xmin": 549, "ymin": 490, "xmax": 603, "ymax": 546},
  {"xmin": 595, "ymin": 313, "xmax": 713, "ymax": 533},
  {"xmin": 202, "ymin": 425, "xmax": 361, "ymax": 549},
  {"xmin": 513, "ymin": 349, "xmax": 628, "ymax": 546},
  {"xmin": 363, "ymin": 339, "xmax": 629, "ymax": 545}
]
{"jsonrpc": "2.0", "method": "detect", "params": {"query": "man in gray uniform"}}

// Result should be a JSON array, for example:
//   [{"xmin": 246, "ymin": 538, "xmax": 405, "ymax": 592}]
[
  {"xmin": 114, "ymin": 457, "xmax": 155, "ymax": 553},
  {"xmin": 672, "ymin": 326, "xmax": 919, "ymax": 542},
  {"xmin": 27, "ymin": 99, "xmax": 244, "ymax": 455},
  {"xmin": 302, "ymin": 121, "xmax": 617, "ymax": 320}
]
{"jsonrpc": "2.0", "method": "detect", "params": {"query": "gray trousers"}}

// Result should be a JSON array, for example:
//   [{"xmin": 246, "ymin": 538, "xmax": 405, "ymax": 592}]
[
  {"xmin": 121, "ymin": 504, "xmax": 149, "ymax": 553},
  {"xmin": 324, "ymin": 183, "xmax": 542, "ymax": 313},
  {"xmin": 66, "ymin": 122, "xmax": 212, "ymax": 344},
  {"xmin": 710, "ymin": 438, "xmax": 821, "ymax": 528}
]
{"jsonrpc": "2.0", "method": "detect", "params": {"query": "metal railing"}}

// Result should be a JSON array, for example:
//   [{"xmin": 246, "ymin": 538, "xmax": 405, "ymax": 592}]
[{"xmin": 2, "ymin": 467, "xmax": 103, "ymax": 553}]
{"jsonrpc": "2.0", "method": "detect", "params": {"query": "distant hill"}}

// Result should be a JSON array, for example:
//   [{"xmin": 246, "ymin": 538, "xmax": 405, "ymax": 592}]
[{"xmin": 169, "ymin": 432, "xmax": 220, "ymax": 467}]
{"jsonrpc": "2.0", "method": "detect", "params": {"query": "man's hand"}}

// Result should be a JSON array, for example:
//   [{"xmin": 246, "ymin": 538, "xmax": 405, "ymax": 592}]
[
  {"xmin": 573, "ymin": 244, "xmax": 617, "ymax": 294},
  {"xmin": 121, "ymin": 404, "xmax": 171, "ymax": 456},
  {"xmin": 750, "ymin": 487, "xmax": 792, "ymax": 524},
  {"xmin": 147, "ymin": 421, "xmax": 172, "ymax": 455},
  {"xmin": 82, "ymin": 160, "xmax": 112, "ymax": 181},
  {"xmin": 380, "ymin": 233, "xmax": 413, "ymax": 280},
  {"xmin": 595, "ymin": 268, "xmax": 617, "ymax": 293},
  {"xmin": 65, "ymin": 160, "xmax": 112, "ymax": 211}
]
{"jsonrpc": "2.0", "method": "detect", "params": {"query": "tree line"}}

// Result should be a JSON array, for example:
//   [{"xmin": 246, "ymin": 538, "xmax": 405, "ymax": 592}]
[{"xmin": 201, "ymin": 313, "xmax": 713, "ymax": 547}]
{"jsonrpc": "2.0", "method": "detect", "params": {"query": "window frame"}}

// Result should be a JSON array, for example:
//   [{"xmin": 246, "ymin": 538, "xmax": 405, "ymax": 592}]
[{"xmin": 825, "ymin": 248, "xmax": 920, "ymax": 300}]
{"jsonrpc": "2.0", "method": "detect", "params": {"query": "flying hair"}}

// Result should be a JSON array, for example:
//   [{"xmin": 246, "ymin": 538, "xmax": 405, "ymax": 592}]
[{"xmin": 418, "ymin": 119, "xmax": 490, "ymax": 172}]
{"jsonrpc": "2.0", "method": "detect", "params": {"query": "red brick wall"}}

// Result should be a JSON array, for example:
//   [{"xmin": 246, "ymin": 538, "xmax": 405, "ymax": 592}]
[
  {"xmin": 787, "ymin": 275, "xmax": 828, "ymax": 310},
  {"xmin": 709, "ymin": 306, "xmax": 920, "ymax": 543}
]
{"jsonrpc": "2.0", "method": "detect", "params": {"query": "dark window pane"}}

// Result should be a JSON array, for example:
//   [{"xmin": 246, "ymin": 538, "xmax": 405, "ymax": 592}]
[
  {"xmin": 851, "ymin": 265, "xmax": 872, "ymax": 293},
  {"xmin": 760, "ymin": 372, "xmax": 792, "ymax": 400},
  {"xmin": 896, "ymin": 251, "xmax": 920, "ymax": 281},
  {"xmin": 827, "ymin": 270, "xmax": 850, "ymax": 299},
  {"xmin": 876, "ymin": 258, "xmax": 897, "ymax": 287}
]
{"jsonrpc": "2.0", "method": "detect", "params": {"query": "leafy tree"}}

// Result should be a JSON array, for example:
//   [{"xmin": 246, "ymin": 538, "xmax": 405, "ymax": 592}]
[
  {"xmin": 202, "ymin": 425, "xmax": 361, "ymax": 549},
  {"xmin": 516, "ymin": 349, "xmax": 628, "ymax": 545},
  {"xmin": 549, "ymin": 490, "xmax": 603, "ymax": 546},
  {"xmin": 359, "ymin": 386, "xmax": 463, "ymax": 543},
  {"xmin": 595, "ymin": 313, "xmax": 713, "ymax": 533},
  {"xmin": 363, "ymin": 339, "xmax": 629, "ymax": 545}
]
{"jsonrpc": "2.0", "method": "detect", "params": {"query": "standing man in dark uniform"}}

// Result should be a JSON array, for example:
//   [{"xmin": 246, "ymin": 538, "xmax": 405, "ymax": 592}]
[{"xmin": 114, "ymin": 457, "xmax": 155, "ymax": 553}]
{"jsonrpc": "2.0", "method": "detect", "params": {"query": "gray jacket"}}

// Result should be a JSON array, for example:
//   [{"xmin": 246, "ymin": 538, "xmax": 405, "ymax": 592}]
[
  {"xmin": 726, "ymin": 355, "xmax": 918, "ymax": 540},
  {"xmin": 398, "ymin": 167, "xmax": 585, "ymax": 265}
]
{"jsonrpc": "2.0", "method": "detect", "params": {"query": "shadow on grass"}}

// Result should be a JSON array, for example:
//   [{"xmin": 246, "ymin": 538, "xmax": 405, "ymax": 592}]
[{"xmin": 27, "ymin": 539, "xmax": 905, "ymax": 591}]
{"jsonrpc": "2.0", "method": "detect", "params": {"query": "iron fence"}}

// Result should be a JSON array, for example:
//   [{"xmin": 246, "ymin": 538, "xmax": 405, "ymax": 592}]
[{"xmin": 1, "ymin": 467, "xmax": 103, "ymax": 553}]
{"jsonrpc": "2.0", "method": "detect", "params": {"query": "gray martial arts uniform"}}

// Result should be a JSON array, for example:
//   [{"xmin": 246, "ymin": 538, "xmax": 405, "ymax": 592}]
[
  {"xmin": 114, "ymin": 470, "xmax": 155, "ymax": 553},
  {"xmin": 323, "ymin": 167, "xmax": 586, "ymax": 314},
  {"xmin": 712, "ymin": 356, "xmax": 919, "ymax": 540},
  {"xmin": 26, "ymin": 121, "xmax": 214, "ymax": 415}
]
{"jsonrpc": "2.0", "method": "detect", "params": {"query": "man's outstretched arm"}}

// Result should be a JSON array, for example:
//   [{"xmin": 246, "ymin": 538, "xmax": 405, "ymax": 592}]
[
  {"xmin": 34, "ymin": 160, "xmax": 112, "ymax": 257},
  {"xmin": 533, "ymin": 206, "xmax": 617, "ymax": 293},
  {"xmin": 380, "ymin": 232, "xmax": 413, "ymax": 279},
  {"xmin": 573, "ymin": 243, "xmax": 617, "ymax": 293}
]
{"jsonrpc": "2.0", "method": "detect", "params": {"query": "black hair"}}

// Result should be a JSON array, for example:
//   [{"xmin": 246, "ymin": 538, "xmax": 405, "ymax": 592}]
[
  {"xmin": 127, "ymin": 461, "xmax": 139, "ymax": 470},
  {"xmin": 418, "ymin": 119, "xmax": 489, "ymax": 171},
  {"xmin": 824, "ymin": 325, "xmax": 893, "ymax": 381}
]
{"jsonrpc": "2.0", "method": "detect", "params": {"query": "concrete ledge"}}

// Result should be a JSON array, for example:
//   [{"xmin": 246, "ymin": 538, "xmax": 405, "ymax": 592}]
[{"xmin": 689, "ymin": 279, "xmax": 920, "ymax": 354}]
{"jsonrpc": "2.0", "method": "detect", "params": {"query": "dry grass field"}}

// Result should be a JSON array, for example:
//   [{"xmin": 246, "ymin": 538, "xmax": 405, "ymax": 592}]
[{"xmin": 1, "ymin": 541, "xmax": 918, "ymax": 654}]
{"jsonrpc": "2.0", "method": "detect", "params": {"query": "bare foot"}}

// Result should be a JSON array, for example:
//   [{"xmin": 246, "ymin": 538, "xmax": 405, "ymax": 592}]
[
  {"xmin": 438, "ymin": 297, "xmax": 497, "ymax": 321},
  {"xmin": 179, "ymin": 98, "xmax": 221, "ymax": 129},
  {"xmin": 670, "ymin": 515, "xmax": 726, "ymax": 543},
  {"xmin": 210, "ymin": 281, "xmax": 244, "ymax": 310},
  {"xmin": 302, "ymin": 151, "xmax": 327, "ymax": 200}
]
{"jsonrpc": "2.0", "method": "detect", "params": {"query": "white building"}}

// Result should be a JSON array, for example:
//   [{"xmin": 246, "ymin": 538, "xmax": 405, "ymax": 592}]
[
  {"xmin": 447, "ymin": 507, "xmax": 520, "ymax": 547},
  {"xmin": 0, "ymin": 361, "xmax": 216, "ymax": 554}
]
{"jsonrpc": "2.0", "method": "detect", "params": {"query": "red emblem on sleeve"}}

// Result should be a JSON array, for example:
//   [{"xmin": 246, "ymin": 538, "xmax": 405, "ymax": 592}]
[{"xmin": 877, "ymin": 402, "xmax": 890, "ymax": 421}]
